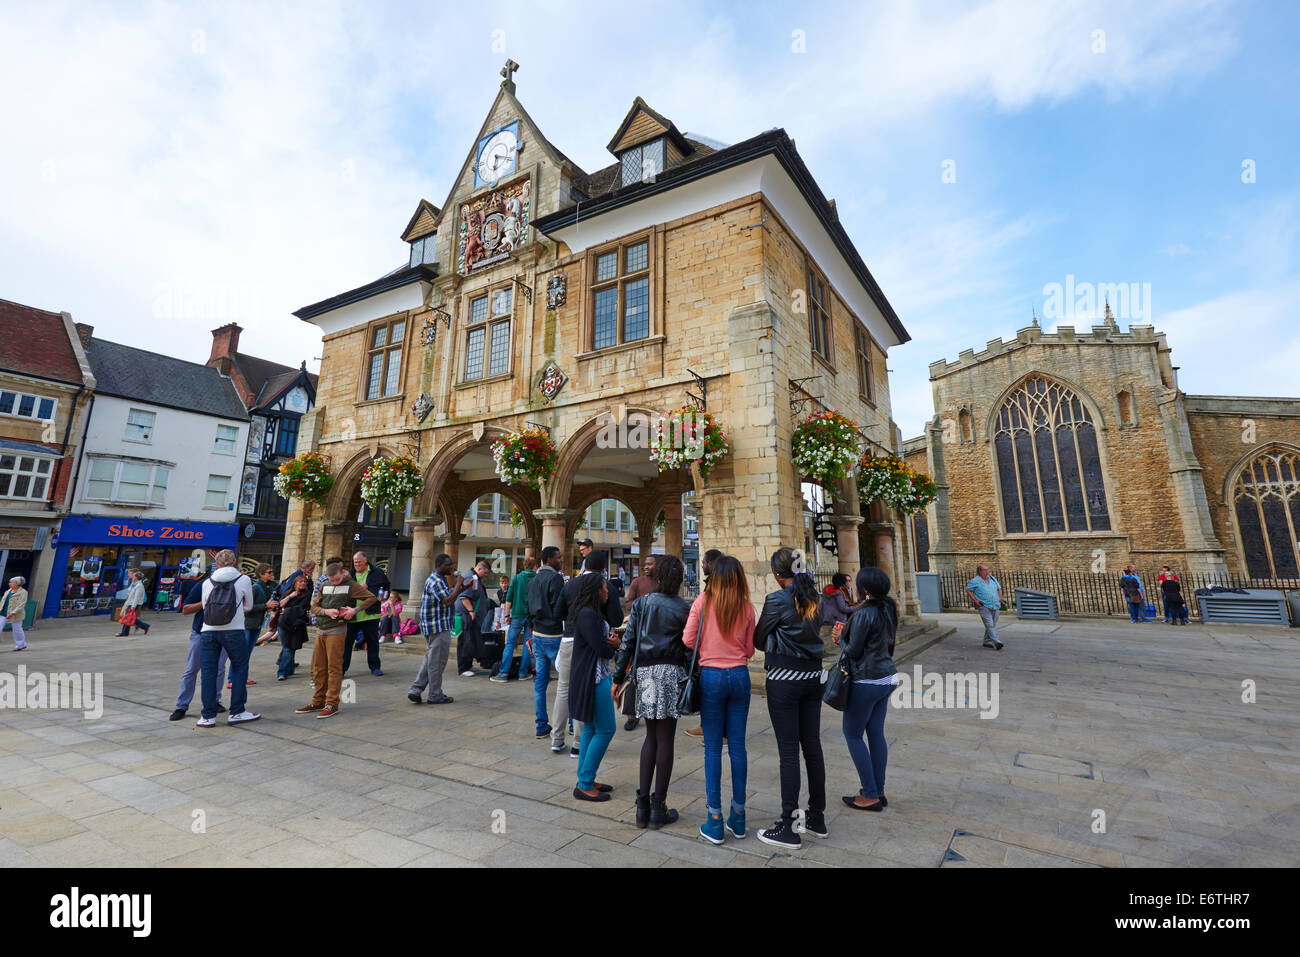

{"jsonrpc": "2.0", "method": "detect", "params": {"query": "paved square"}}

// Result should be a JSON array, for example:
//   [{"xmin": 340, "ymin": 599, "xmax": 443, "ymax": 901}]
[{"xmin": 1, "ymin": 613, "xmax": 1297, "ymax": 867}]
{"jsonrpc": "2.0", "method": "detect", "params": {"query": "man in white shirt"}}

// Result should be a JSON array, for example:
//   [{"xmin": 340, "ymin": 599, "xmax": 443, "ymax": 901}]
[{"xmin": 198, "ymin": 549, "xmax": 259, "ymax": 727}]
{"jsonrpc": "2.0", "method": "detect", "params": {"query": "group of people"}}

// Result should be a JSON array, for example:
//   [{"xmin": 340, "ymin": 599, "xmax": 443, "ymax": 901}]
[
  {"xmin": 151, "ymin": 542, "xmax": 900, "ymax": 850},
  {"xmin": 406, "ymin": 544, "xmax": 903, "ymax": 850}
]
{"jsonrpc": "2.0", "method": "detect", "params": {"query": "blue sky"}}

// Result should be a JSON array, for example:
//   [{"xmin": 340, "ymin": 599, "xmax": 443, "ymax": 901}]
[{"xmin": 1, "ymin": 0, "xmax": 1295, "ymax": 437}]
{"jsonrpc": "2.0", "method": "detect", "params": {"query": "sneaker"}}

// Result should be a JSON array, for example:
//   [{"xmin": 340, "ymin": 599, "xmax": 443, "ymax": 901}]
[
  {"xmin": 246, "ymin": 679, "xmax": 257, "ymax": 685},
  {"xmin": 758, "ymin": 819, "xmax": 801, "ymax": 850},
  {"xmin": 461, "ymin": 670, "xmax": 476, "ymax": 677},
  {"xmin": 195, "ymin": 716, "xmax": 216, "ymax": 728},
  {"xmin": 726, "ymin": 807, "xmax": 747, "ymax": 839},
  {"xmin": 551, "ymin": 741, "xmax": 566, "ymax": 753},
  {"xmin": 378, "ymin": 637, "xmax": 386, "ymax": 643},
  {"xmin": 429, "ymin": 694, "xmax": 454, "ymax": 704},
  {"xmin": 168, "ymin": 708, "xmax": 187, "ymax": 721},
  {"xmin": 536, "ymin": 725, "xmax": 553, "ymax": 738},
  {"xmin": 316, "ymin": 705, "xmax": 340, "ymax": 719},
  {"xmin": 700, "ymin": 814, "xmax": 726, "ymax": 845},
  {"xmin": 294, "ymin": 703, "xmax": 325, "ymax": 714},
  {"xmin": 570, "ymin": 747, "xmax": 580, "ymax": 759},
  {"xmin": 393, "ymin": 637, "xmax": 403, "ymax": 645},
  {"xmin": 371, "ymin": 669, "xmax": 383, "ymax": 676},
  {"xmin": 489, "ymin": 674, "xmax": 509, "ymax": 683},
  {"xmin": 994, "ymin": 641, "xmax": 1004, "ymax": 651},
  {"xmin": 804, "ymin": 811, "xmax": 829, "ymax": 839},
  {"xmin": 408, "ymin": 693, "xmax": 423, "ymax": 704},
  {"xmin": 227, "ymin": 711, "xmax": 262, "ymax": 724}
]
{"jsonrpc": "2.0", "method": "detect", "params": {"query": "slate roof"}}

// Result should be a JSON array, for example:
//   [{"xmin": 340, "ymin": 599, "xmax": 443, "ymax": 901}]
[
  {"xmin": 86, "ymin": 338, "xmax": 248, "ymax": 420},
  {"xmin": 0, "ymin": 298, "xmax": 84, "ymax": 385},
  {"xmin": 231, "ymin": 352, "xmax": 317, "ymax": 408}
]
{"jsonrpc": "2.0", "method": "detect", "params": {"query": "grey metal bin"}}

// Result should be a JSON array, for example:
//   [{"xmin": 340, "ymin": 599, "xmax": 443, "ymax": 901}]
[
  {"xmin": 915, "ymin": 572, "xmax": 942, "ymax": 615},
  {"xmin": 1014, "ymin": 587, "xmax": 1059, "ymax": 620},
  {"xmin": 1196, "ymin": 588, "xmax": 1290, "ymax": 625}
]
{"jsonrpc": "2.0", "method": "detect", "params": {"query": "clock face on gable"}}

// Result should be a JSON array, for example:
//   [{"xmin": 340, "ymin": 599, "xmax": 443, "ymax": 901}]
[{"xmin": 474, "ymin": 121, "xmax": 519, "ymax": 188}]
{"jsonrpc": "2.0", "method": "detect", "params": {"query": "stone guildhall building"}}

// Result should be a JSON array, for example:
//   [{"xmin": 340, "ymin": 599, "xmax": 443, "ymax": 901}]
[
  {"xmin": 284, "ymin": 63, "xmax": 916, "ymax": 610},
  {"xmin": 905, "ymin": 307, "xmax": 1300, "ymax": 583}
]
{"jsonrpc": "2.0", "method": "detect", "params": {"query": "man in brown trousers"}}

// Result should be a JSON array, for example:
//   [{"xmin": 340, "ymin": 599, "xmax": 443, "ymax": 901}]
[{"xmin": 296, "ymin": 560, "xmax": 377, "ymax": 718}]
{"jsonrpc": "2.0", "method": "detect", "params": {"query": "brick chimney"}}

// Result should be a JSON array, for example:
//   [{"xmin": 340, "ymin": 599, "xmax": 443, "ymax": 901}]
[
  {"xmin": 209, "ymin": 323, "xmax": 243, "ymax": 367},
  {"xmin": 74, "ymin": 322, "xmax": 94, "ymax": 350}
]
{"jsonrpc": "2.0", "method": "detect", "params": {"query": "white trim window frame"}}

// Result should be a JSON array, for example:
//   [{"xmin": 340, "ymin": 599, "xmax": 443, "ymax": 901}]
[
  {"xmin": 124, "ymin": 408, "xmax": 156, "ymax": 443},
  {"xmin": 213, "ymin": 423, "xmax": 239, "ymax": 455},
  {"xmin": 205, "ymin": 473, "xmax": 232, "ymax": 509},
  {"xmin": 83, "ymin": 457, "xmax": 171, "ymax": 506},
  {"xmin": 0, "ymin": 450, "xmax": 57, "ymax": 502},
  {"xmin": 0, "ymin": 389, "xmax": 57, "ymax": 423}
]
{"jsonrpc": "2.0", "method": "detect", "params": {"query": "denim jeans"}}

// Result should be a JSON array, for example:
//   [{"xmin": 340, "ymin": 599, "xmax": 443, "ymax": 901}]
[
  {"xmin": 276, "ymin": 626, "xmax": 298, "ymax": 679},
  {"xmin": 201, "ymin": 629, "xmax": 249, "ymax": 719},
  {"xmin": 497, "ymin": 618, "xmax": 532, "ymax": 677},
  {"xmin": 576, "ymin": 675, "xmax": 616, "ymax": 790},
  {"xmin": 977, "ymin": 604, "xmax": 999, "ymax": 644},
  {"xmin": 531, "ymin": 635, "xmax": 561, "ymax": 734},
  {"xmin": 176, "ymin": 630, "xmax": 227, "ymax": 710},
  {"xmin": 842, "ymin": 681, "xmax": 892, "ymax": 799},
  {"xmin": 700, "ymin": 665, "xmax": 750, "ymax": 816},
  {"xmin": 1128, "ymin": 600, "xmax": 1143, "ymax": 622}
]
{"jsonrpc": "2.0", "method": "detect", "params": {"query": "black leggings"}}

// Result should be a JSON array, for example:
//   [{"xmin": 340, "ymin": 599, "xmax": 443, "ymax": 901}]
[
  {"xmin": 639, "ymin": 718, "xmax": 677, "ymax": 802},
  {"xmin": 765, "ymin": 676, "xmax": 826, "ymax": 820}
]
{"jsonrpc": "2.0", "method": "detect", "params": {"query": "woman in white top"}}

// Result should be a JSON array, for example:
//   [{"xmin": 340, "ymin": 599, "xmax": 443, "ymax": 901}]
[
  {"xmin": 2, "ymin": 576, "xmax": 28, "ymax": 651},
  {"xmin": 116, "ymin": 569, "xmax": 152, "ymax": 637}
]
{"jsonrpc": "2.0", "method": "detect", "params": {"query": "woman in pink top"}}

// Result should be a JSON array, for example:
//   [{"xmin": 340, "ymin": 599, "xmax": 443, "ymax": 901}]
[
  {"xmin": 378, "ymin": 592, "xmax": 405, "ymax": 645},
  {"xmin": 683, "ymin": 555, "xmax": 756, "ymax": 845}
]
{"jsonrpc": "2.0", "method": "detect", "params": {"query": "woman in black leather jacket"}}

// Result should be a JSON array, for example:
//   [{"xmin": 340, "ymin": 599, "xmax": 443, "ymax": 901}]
[
  {"xmin": 840, "ymin": 566, "xmax": 898, "ymax": 811},
  {"xmin": 613, "ymin": 555, "xmax": 691, "ymax": 829},
  {"xmin": 753, "ymin": 547, "xmax": 827, "ymax": 851}
]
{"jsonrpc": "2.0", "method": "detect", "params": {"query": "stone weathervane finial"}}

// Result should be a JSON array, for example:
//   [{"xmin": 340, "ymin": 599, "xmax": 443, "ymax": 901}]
[{"xmin": 501, "ymin": 59, "xmax": 520, "ymax": 93}]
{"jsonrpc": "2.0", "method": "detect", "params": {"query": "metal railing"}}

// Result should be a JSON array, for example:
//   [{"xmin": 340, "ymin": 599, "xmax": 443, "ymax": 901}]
[{"xmin": 936, "ymin": 569, "xmax": 1300, "ymax": 621}]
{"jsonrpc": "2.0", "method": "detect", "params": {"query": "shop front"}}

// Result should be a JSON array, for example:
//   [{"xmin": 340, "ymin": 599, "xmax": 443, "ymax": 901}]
[{"xmin": 44, "ymin": 515, "xmax": 239, "ymax": 619}]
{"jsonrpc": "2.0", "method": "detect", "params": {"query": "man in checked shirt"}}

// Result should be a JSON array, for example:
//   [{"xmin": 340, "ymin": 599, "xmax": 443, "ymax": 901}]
[{"xmin": 407, "ymin": 553, "xmax": 474, "ymax": 705}]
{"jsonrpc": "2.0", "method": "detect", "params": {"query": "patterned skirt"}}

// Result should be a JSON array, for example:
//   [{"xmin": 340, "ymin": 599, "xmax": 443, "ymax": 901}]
[{"xmin": 635, "ymin": 664, "xmax": 686, "ymax": 720}]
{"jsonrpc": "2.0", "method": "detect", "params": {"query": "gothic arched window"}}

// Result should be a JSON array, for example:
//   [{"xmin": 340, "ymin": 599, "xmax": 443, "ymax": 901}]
[
  {"xmin": 993, "ymin": 376, "xmax": 1111, "ymax": 534},
  {"xmin": 1232, "ymin": 446, "xmax": 1300, "ymax": 578}
]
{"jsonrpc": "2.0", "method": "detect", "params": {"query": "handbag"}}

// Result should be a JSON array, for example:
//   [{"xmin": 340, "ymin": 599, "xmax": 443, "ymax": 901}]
[
  {"xmin": 120, "ymin": 607, "xmax": 137, "ymax": 628},
  {"xmin": 676, "ymin": 595, "xmax": 706, "ymax": 716},
  {"xmin": 613, "ymin": 617, "xmax": 639, "ymax": 710},
  {"xmin": 451, "ymin": 613, "xmax": 464, "ymax": 638},
  {"xmin": 822, "ymin": 647, "xmax": 852, "ymax": 711}
]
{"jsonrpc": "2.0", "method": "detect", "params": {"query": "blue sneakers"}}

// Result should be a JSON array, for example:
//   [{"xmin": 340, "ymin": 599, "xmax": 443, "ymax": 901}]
[
  {"xmin": 726, "ymin": 807, "xmax": 747, "ymax": 839},
  {"xmin": 700, "ymin": 814, "xmax": 725, "ymax": 845}
]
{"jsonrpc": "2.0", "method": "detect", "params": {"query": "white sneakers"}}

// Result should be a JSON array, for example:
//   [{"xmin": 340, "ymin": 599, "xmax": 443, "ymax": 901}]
[
  {"xmin": 393, "ymin": 637, "xmax": 403, "ymax": 645},
  {"xmin": 460, "ymin": 670, "xmax": 475, "ymax": 677},
  {"xmin": 195, "ymin": 716, "xmax": 216, "ymax": 728},
  {"xmin": 227, "ymin": 711, "xmax": 262, "ymax": 724}
]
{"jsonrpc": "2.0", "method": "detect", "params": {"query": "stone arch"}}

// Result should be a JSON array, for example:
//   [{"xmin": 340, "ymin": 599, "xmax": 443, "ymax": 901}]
[
  {"xmin": 326, "ymin": 446, "xmax": 400, "ymax": 522},
  {"xmin": 1222, "ymin": 442, "xmax": 1300, "ymax": 578},
  {"xmin": 566, "ymin": 481, "xmax": 666, "ymax": 543},
  {"xmin": 547, "ymin": 406, "xmax": 662, "ymax": 508},
  {"xmin": 984, "ymin": 372, "xmax": 1114, "ymax": 536},
  {"xmin": 415, "ymin": 426, "xmax": 516, "ymax": 516},
  {"xmin": 445, "ymin": 480, "xmax": 543, "ymax": 547}
]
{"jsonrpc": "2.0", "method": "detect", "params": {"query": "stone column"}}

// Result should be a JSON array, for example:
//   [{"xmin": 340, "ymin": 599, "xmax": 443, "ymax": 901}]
[
  {"xmin": 440, "ymin": 530, "xmax": 462, "ymax": 572},
  {"xmin": 322, "ymin": 521, "xmax": 355, "ymax": 564},
  {"xmin": 534, "ymin": 509, "xmax": 575, "ymax": 554},
  {"xmin": 662, "ymin": 499, "xmax": 683, "ymax": 556},
  {"xmin": 829, "ymin": 514, "xmax": 864, "ymax": 577},
  {"xmin": 407, "ymin": 518, "xmax": 440, "ymax": 594},
  {"xmin": 875, "ymin": 531, "xmax": 896, "ymax": 570}
]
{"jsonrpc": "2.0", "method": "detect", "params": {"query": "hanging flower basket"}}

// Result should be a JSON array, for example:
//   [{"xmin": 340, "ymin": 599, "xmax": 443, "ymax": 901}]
[
  {"xmin": 648, "ymin": 407, "xmax": 730, "ymax": 482},
  {"xmin": 491, "ymin": 427, "xmax": 558, "ymax": 490},
  {"xmin": 360, "ymin": 455, "xmax": 424, "ymax": 511},
  {"xmin": 509, "ymin": 505, "xmax": 524, "ymax": 528},
  {"xmin": 273, "ymin": 452, "xmax": 334, "ymax": 506},
  {"xmin": 791, "ymin": 410, "xmax": 861, "ymax": 488},
  {"xmin": 857, "ymin": 452, "xmax": 937, "ymax": 515}
]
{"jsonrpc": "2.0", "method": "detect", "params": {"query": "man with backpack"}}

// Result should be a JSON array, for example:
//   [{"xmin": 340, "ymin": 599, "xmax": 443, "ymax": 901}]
[
  {"xmin": 197, "ymin": 549, "xmax": 259, "ymax": 727},
  {"xmin": 169, "ymin": 569, "xmax": 228, "ymax": 721}
]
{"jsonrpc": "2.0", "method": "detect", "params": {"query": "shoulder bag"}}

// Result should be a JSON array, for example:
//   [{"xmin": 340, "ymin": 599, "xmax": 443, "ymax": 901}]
[
  {"xmin": 676, "ymin": 595, "xmax": 706, "ymax": 716},
  {"xmin": 823, "ymin": 608, "xmax": 857, "ymax": 711}
]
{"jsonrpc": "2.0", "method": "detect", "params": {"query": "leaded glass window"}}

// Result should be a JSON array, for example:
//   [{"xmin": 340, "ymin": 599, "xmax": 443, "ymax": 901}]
[
  {"xmin": 993, "ymin": 376, "xmax": 1111, "ymax": 534},
  {"xmin": 589, "ymin": 236, "xmax": 651, "ymax": 350},
  {"xmin": 1232, "ymin": 447, "xmax": 1300, "ymax": 578}
]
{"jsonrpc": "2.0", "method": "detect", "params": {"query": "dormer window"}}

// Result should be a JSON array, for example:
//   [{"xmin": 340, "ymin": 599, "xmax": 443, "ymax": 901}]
[
  {"xmin": 409, "ymin": 234, "xmax": 436, "ymax": 268},
  {"xmin": 620, "ymin": 137, "xmax": 666, "ymax": 187}
]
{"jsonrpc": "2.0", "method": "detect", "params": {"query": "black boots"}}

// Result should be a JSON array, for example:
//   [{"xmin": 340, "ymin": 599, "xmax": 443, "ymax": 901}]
[
  {"xmin": 649, "ymin": 796, "xmax": 678, "ymax": 829},
  {"xmin": 635, "ymin": 790, "xmax": 651, "ymax": 829}
]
